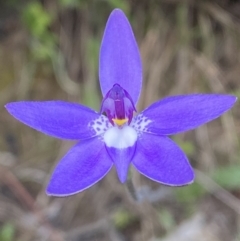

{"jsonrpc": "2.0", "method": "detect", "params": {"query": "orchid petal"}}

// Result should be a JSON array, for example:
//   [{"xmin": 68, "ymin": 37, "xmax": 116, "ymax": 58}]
[
  {"xmin": 5, "ymin": 101, "xmax": 107, "ymax": 140},
  {"xmin": 107, "ymin": 147, "xmax": 136, "ymax": 183},
  {"xmin": 140, "ymin": 94, "xmax": 237, "ymax": 135},
  {"xmin": 99, "ymin": 9, "xmax": 142, "ymax": 104},
  {"xmin": 46, "ymin": 137, "xmax": 113, "ymax": 196},
  {"xmin": 132, "ymin": 133, "xmax": 194, "ymax": 186},
  {"xmin": 104, "ymin": 126, "xmax": 137, "ymax": 182}
]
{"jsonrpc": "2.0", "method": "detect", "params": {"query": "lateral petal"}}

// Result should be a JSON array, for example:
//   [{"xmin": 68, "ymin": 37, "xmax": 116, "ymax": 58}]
[
  {"xmin": 132, "ymin": 133, "xmax": 194, "ymax": 186},
  {"xmin": 46, "ymin": 137, "xmax": 113, "ymax": 196},
  {"xmin": 99, "ymin": 9, "xmax": 142, "ymax": 105},
  {"xmin": 5, "ymin": 101, "xmax": 110, "ymax": 140},
  {"xmin": 139, "ymin": 94, "xmax": 237, "ymax": 135}
]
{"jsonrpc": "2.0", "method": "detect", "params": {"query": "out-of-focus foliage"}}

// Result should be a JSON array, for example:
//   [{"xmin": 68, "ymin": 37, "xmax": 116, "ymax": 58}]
[
  {"xmin": 213, "ymin": 164, "xmax": 240, "ymax": 190},
  {"xmin": 22, "ymin": 2, "xmax": 52, "ymax": 38},
  {"xmin": 59, "ymin": 0, "xmax": 84, "ymax": 8},
  {"xmin": 0, "ymin": 224, "xmax": 15, "ymax": 241},
  {"xmin": 105, "ymin": 0, "xmax": 129, "ymax": 13},
  {"xmin": 158, "ymin": 208, "xmax": 175, "ymax": 232},
  {"xmin": 113, "ymin": 208, "xmax": 137, "ymax": 230},
  {"xmin": 175, "ymin": 182, "xmax": 206, "ymax": 203},
  {"xmin": 174, "ymin": 138, "xmax": 196, "ymax": 156},
  {"xmin": 22, "ymin": 2, "xmax": 57, "ymax": 61}
]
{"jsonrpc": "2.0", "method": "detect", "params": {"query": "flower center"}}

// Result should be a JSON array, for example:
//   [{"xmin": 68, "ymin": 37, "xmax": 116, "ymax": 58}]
[{"xmin": 100, "ymin": 84, "xmax": 136, "ymax": 126}]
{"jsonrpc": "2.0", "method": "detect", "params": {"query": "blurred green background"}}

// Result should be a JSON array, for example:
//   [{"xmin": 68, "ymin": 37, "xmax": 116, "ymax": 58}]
[{"xmin": 0, "ymin": 0, "xmax": 240, "ymax": 240}]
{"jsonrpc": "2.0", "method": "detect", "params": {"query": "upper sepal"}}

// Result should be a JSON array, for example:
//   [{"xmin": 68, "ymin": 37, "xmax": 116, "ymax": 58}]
[
  {"xmin": 140, "ymin": 94, "xmax": 237, "ymax": 135},
  {"xmin": 5, "ymin": 101, "xmax": 102, "ymax": 140},
  {"xmin": 99, "ymin": 9, "xmax": 142, "ymax": 105}
]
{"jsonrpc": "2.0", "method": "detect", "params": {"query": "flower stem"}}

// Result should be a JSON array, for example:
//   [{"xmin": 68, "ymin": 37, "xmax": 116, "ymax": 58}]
[{"xmin": 125, "ymin": 177, "xmax": 139, "ymax": 202}]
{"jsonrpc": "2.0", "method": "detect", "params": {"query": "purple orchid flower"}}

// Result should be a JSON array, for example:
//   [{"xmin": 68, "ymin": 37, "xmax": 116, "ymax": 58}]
[{"xmin": 5, "ymin": 9, "xmax": 236, "ymax": 196}]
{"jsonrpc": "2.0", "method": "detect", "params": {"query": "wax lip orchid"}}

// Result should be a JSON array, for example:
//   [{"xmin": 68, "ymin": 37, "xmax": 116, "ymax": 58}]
[{"xmin": 5, "ymin": 9, "xmax": 237, "ymax": 196}]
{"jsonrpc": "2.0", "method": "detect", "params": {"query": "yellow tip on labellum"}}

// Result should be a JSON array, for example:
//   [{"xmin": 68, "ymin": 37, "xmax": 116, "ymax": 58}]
[{"xmin": 112, "ymin": 118, "xmax": 128, "ymax": 126}]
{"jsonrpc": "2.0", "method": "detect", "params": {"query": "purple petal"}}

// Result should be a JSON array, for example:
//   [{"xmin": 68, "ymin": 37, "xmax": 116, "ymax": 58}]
[
  {"xmin": 104, "ymin": 126, "xmax": 137, "ymax": 183},
  {"xmin": 106, "ymin": 146, "xmax": 136, "ymax": 183},
  {"xmin": 99, "ymin": 9, "xmax": 142, "ymax": 104},
  {"xmin": 132, "ymin": 133, "xmax": 194, "ymax": 186},
  {"xmin": 46, "ymin": 137, "xmax": 113, "ymax": 196},
  {"xmin": 140, "ymin": 94, "xmax": 237, "ymax": 135},
  {"xmin": 5, "ymin": 101, "xmax": 104, "ymax": 140}
]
